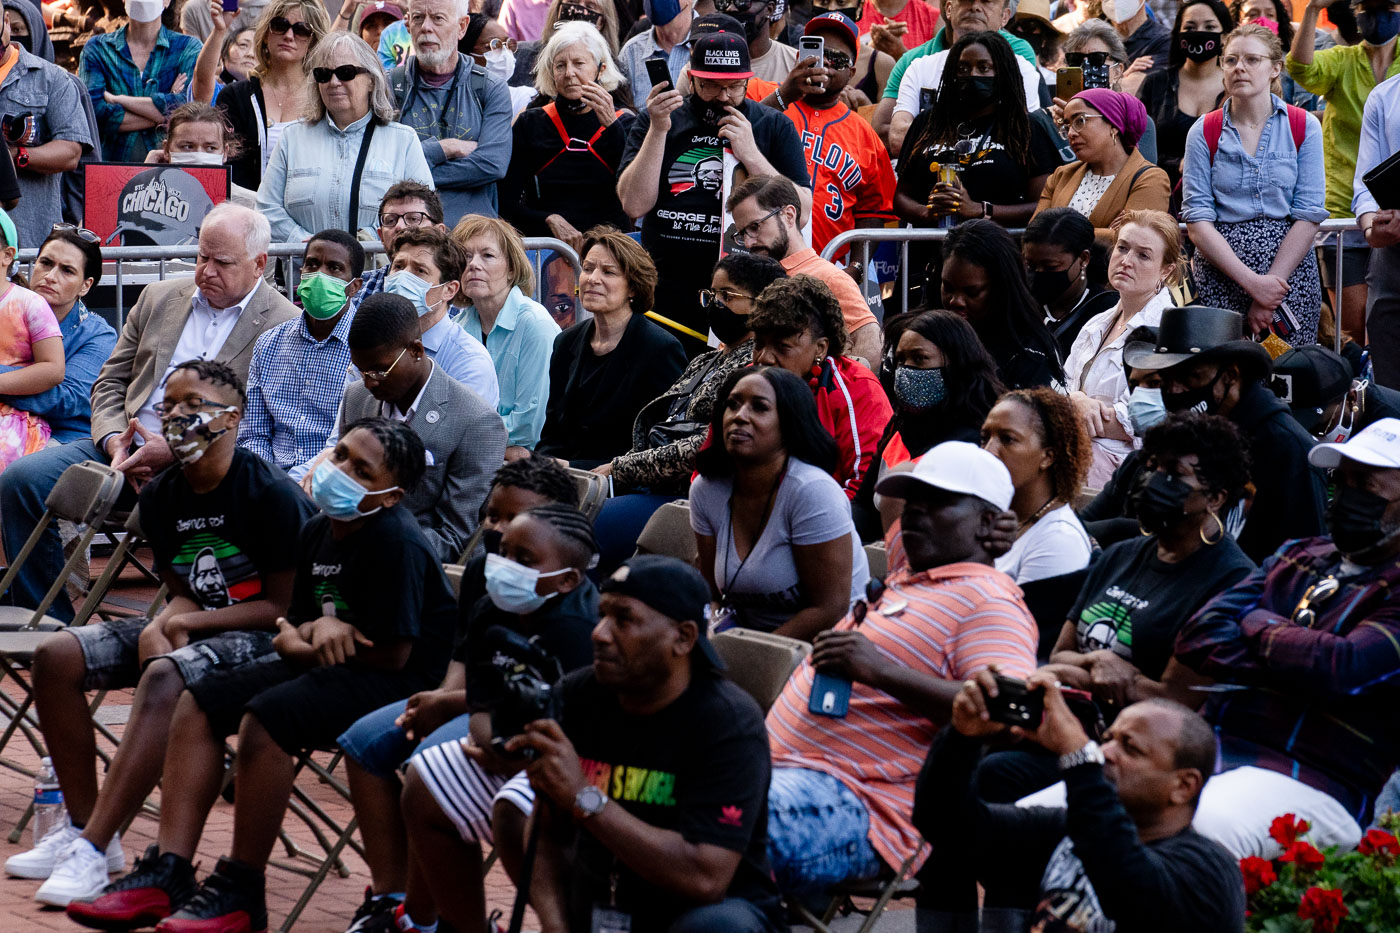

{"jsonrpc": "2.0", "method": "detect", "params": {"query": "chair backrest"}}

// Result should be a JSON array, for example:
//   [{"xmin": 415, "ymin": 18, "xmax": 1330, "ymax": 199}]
[
  {"xmin": 864, "ymin": 542, "xmax": 887, "ymax": 580},
  {"xmin": 443, "ymin": 563, "xmax": 465, "ymax": 600},
  {"xmin": 569, "ymin": 468, "xmax": 608, "ymax": 522},
  {"xmin": 633, "ymin": 500, "xmax": 698, "ymax": 566},
  {"xmin": 711, "ymin": 628, "xmax": 812, "ymax": 712},
  {"xmin": 43, "ymin": 461, "xmax": 125, "ymax": 526},
  {"xmin": 69, "ymin": 505, "xmax": 150, "ymax": 628}
]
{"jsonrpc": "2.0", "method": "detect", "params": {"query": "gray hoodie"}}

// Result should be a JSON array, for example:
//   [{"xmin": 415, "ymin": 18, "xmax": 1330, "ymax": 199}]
[{"xmin": 2, "ymin": 0, "xmax": 52, "ymax": 63}]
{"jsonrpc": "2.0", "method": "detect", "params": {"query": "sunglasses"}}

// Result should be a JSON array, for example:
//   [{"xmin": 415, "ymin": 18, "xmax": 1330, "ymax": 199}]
[
  {"xmin": 313, "ymin": 65, "xmax": 370, "ymax": 83},
  {"xmin": 269, "ymin": 16, "xmax": 315, "ymax": 38},
  {"xmin": 1064, "ymin": 51, "xmax": 1112, "ymax": 67},
  {"xmin": 714, "ymin": 0, "xmax": 769, "ymax": 11},
  {"xmin": 51, "ymin": 222, "xmax": 99, "ymax": 243},
  {"xmin": 823, "ymin": 50, "xmax": 852, "ymax": 69},
  {"xmin": 557, "ymin": 2, "xmax": 603, "ymax": 21}
]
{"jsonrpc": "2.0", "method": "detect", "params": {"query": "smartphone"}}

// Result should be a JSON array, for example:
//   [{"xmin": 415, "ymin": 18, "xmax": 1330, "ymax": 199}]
[
  {"xmin": 1055, "ymin": 66, "xmax": 1084, "ymax": 102},
  {"xmin": 809, "ymin": 672, "xmax": 852, "ymax": 717},
  {"xmin": 797, "ymin": 35, "xmax": 824, "ymax": 65},
  {"xmin": 645, "ymin": 56, "xmax": 672, "ymax": 93},
  {"xmin": 1272, "ymin": 301, "xmax": 1300, "ymax": 340},
  {"xmin": 918, "ymin": 86, "xmax": 937, "ymax": 113},
  {"xmin": 222, "ymin": 0, "xmax": 239, "ymax": 11}
]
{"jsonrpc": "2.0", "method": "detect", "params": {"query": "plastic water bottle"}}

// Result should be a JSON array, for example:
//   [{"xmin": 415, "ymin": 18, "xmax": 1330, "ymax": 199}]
[{"xmin": 32, "ymin": 757, "xmax": 65, "ymax": 844}]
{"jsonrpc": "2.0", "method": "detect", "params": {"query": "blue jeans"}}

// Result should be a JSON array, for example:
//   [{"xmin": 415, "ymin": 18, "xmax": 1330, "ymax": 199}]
[
  {"xmin": 0, "ymin": 439, "xmax": 130, "ymax": 621},
  {"xmin": 767, "ymin": 767, "xmax": 882, "ymax": 894},
  {"xmin": 668, "ymin": 898, "xmax": 782, "ymax": 933},
  {"xmin": 337, "ymin": 698, "xmax": 474, "ymax": 779}
]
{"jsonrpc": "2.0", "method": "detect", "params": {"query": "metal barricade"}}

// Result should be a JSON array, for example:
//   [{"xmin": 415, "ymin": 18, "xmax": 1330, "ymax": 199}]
[
  {"xmin": 14, "ymin": 238, "xmax": 582, "ymax": 330},
  {"xmin": 820, "ymin": 218, "xmax": 1361, "ymax": 354}
]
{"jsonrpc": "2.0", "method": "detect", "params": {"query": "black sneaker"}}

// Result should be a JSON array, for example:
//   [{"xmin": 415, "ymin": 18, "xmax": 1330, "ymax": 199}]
[
  {"xmin": 67, "ymin": 845, "xmax": 198, "ymax": 932},
  {"xmin": 154, "ymin": 857, "xmax": 267, "ymax": 933},
  {"xmin": 344, "ymin": 886, "xmax": 403, "ymax": 933}
]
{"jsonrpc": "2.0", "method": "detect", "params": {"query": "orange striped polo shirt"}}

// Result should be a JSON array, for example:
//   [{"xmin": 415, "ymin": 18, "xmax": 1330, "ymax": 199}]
[{"xmin": 765, "ymin": 561, "xmax": 1037, "ymax": 871}]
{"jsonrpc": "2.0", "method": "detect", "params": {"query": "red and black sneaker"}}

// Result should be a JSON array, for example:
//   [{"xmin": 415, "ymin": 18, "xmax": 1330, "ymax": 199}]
[
  {"xmin": 155, "ymin": 857, "xmax": 267, "ymax": 933},
  {"xmin": 67, "ymin": 845, "xmax": 197, "ymax": 932}
]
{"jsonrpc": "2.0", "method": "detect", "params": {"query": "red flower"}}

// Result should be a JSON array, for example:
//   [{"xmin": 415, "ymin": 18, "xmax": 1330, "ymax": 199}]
[
  {"xmin": 1239, "ymin": 855, "xmax": 1277, "ymax": 895},
  {"xmin": 1279, "ymin": 841, "xmax": 1326, "ymax": 870},
  {"xmin": 1298, "ymin": 886, "xmax": 1348, "ymax": 933},
  {"xmin": 1357, "ymin": 827, "xmax": 1400, "ymax": 857},
  {"xmin": 1270, "ymin": 813, "xmax": 1312, "ymax": 848}
]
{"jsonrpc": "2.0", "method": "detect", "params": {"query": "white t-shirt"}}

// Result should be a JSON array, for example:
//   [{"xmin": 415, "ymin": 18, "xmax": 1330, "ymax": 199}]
[
  {"xmin": 995, "ymin": 504, "xmax": 1093, "ymax": 585},
  {"xmin": 893, "ymin": 49, "xmax": 1043, "ymax": 118},
  {"xmin": 750, "ymin": 41, "xmax": 801, "ymax": 84},
  {"xmin": 690, "ymin": 457, "xmax": 869, "ymax": 633}
]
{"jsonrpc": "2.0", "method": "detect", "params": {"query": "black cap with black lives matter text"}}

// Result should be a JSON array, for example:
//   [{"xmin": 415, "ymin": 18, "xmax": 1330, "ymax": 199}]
[{"xmin": 689, "ymin": 30, "xmax": 754, "ymax": 80}]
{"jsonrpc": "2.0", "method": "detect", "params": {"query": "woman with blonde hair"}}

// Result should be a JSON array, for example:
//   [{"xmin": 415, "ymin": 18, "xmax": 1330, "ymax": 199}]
[
  {"xmin": 1063, "ymin": 209, "xmax": 1182, "ymax": 485},
  {"xmin": 210, "ymin": 0, "xmax": 330, "ymax": 188},
  {"xmin": 451, "ymin": 215, "xmax": 559, "ymax": 456},
  {"xmin": 258, "ymin": 32, "xmax": 433, "ymax": 242},
  {"xmin": 500, "ymin": 21, "xmax": 635, "ymax": 245},
  {"xmin": 1181, "ymin": 23, "xmax": 1327, "ymax": 347}
]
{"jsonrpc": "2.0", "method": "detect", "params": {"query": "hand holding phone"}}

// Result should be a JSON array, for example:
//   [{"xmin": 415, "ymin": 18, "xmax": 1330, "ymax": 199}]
[
  {"xmin": 1055, "ymin": 67, "xmax": 1083, "ymax": 103},
  {"xmin": 645, "ymin": 56, "xmax": 671, "ymax": 93}
]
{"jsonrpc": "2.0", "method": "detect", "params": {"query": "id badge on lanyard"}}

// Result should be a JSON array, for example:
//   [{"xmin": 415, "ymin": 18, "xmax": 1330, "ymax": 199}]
[{"xmin": 591, "ymin": 871, "xmax": 631, "ymax": 932}]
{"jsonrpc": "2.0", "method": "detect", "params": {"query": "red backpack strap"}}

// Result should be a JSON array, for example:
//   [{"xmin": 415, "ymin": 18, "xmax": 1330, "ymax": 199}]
[
  {"xmin": 543, "ymin": 101, "xmax": 569, "ymax": 144},
  {"xmin": 1287, "ymin": 104, "xmax": 1307, "ymax": 151},
  {"xmin": 1203, "ymin": 108, "xmax": 1225, "ymax": 163}
]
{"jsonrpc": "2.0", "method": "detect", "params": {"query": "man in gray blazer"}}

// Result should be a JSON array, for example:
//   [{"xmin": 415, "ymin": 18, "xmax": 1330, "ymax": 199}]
[
  {"xmin": 340, "ymin": 293, "xmax": 505, "ymax": 561},
  {"xmin": 0, "ymin": 204, "xmax": 298, "ymax": 619}
]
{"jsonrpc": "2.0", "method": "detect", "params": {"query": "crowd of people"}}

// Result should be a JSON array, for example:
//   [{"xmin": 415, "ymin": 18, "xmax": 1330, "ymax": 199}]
[{"xmin": 0, "ymin": 0, "xmax": 1394, "ymax": 929}]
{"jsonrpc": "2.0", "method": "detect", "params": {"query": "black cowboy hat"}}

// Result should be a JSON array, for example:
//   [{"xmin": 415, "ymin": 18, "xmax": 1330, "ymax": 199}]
[{"xmin": 1122, "ymin": 306, "xmax": 1272, "ymax": 380}]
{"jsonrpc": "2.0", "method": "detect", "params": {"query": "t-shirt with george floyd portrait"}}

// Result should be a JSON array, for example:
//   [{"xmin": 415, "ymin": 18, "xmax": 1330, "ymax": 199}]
[
  {"xmin": 554, "ymin": 667, "xmax": 784, "ymax": 932},
  {"xmin": 140, "ymin": 448, "xmax": 314, "ymax": 610},
  {"xmin": 619, "ymin": 97, "xmax": 809, "ymax": 347},
  {"xmin": 1070, "ymin": 534, "xmax": 1254, "ymax": 681}
]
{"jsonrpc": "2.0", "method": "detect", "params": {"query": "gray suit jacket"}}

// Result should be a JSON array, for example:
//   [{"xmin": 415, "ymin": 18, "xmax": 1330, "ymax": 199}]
[
  {"xmin": 90, "ymin": 277, "xmax": 298, "ymax": 445},
  {"xmin": 340, "ymin": 360, "xmax": 506, "ymax": 561}
]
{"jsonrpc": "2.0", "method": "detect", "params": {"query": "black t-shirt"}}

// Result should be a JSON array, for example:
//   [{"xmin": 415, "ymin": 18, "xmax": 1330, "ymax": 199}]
[
  {"xmin": 555, "ymin": 668, "xmax": 783, "ymax": 932},
  {"xmin": 1137, "ymin": 68, "xmax": 1223, "ymax": 183},
  {"xmin": 1070, "ymin": 534, "xmax": 1254, "ymax": 681},
  {"xmin": 453, "ymin": 577, "xmax": 599, "ymax": 675},
  {"xmin": 619, "ymin": 98, "xmax": 810, "ymax": 344},
  {"xmin": 140, "ymin": 448, "xmax": 314, "ymax": 609},
  {"xmin": 896, "ymin": 112, "xmax": 1063, "ymax": 215},
  {"xmin": 287, "ymin": 507, "xmax": 457, "ymax": 679}
]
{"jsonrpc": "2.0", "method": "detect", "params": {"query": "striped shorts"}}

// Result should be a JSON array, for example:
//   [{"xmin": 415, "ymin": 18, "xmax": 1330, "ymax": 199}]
[{"xmin": 408, "ymin": 740, "xmax": 535, "ymax": 843}]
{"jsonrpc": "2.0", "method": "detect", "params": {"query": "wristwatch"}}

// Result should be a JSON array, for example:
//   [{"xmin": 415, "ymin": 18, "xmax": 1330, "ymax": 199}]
[
  {"xmin": 1058, "ymin": 740, "xmax": 1105, "ymax": 771},
  {"xmin": 14, "ymin": 147, "xmax": 28, "ymax": 169},
  {"xmin": 573, "ymin": 784, "xmax": 608, "ymax": 820}
]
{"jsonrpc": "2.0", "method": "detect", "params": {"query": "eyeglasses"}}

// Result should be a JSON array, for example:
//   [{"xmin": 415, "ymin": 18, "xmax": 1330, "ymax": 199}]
[
  {"xmin": 350, "ymin": 347, "xmax": 408, "ymax": 382},
  {"xmin": 1057, "ymin": 113, "xmax": 1108, "ymax": 133},
  {"xmin": 154, "ymin": 396, "xmax": 228, "ymax": 418},
  {"xmin": 269, "ymin": 16, "xmax": 315, "ymax": 38},
  {"xmin": 313, "ymin": 65, "xmax": 370, "ymax": 83},
  {"xmin": 557, "ymin": 2, "xmax": 604, "ymax": 22},
  {"xmin": 823, "ymin": 50, "xmax": 853, "ymax": 69},
  {"xmin": 731, "ymin": 207, "xmax": 783, "ymax": 245},
  {"xmin": 378, "ymin": 210, "xmax": 431, "ymax": 228},
  {"xmin": 698, "ymin": 287, "xmax": 753, "ymax": 307},
  {"xmin": 51, "ymin": 223, "xmax": 98, "ymax": 243},
  {"xmin": 1222, "ymin": 53, "xmax": 1271, "ymax": 68},
  {"xmin": 483, "ymin": 37, "xmax": 517, "ymax": 51},
  {"xmin": 1064, "ymin": 51, "xmax": 1112, "ymax": 67}
]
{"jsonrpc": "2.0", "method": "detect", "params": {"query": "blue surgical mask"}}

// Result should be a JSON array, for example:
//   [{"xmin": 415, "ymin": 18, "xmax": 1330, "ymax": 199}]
[
  {"xmin": 385, "ymin": 269, "xmax": 441, "ymax": 317},
  {"xmin": 1127, "ymin": 385, "xmax": 1168, "ymax": 435},
  {"xmin": 484, "ymin": 553, "xmax": 568, "ymax": 614},
  {"xmin": 310, "ymin": 460, "xmax": 400, "ymax": 521},
  {"xmin": 1358, "ymin": 9, "xmax": 1400, "ymax": 45}
]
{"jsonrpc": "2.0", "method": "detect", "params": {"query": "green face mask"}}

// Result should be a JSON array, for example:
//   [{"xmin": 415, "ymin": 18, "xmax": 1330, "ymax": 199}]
[{"xmin": 297, "ymin": 272, "xmax": 350, "ymax": 321}]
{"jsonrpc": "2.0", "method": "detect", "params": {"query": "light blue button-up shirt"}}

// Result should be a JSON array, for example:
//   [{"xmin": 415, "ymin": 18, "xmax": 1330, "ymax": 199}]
[
  {"xmin": 1353, "ymin": 72, "xmax": 1400, "ymax": 217},
  {"xmin": 617, "ymin": 28, "xmax": 693, "ymax": 108},
  {"xmin": 1181, "ymin": 94, "xmax": 1329, "ymax": 225},
  {"xmin": 455, "ymin": 286, "xmax": 559, "ymax": 449},
  {"xmin": 421, "ymin": 311, "xmax": 500, "ymax": 408}
]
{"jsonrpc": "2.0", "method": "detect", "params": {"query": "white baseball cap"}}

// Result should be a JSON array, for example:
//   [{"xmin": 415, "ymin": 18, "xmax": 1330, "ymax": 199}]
[
  {"xmin": 874, "ymin": 441, "xmax": 1015, "ymax": 511},
  {"xmin": 1308, "ymin": 417, "xmax": 1400, "ymax": 469}
]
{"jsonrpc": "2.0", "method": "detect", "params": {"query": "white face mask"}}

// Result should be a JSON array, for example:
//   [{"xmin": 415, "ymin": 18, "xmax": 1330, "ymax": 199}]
[
  {"xmin": 126, "ymin": 0, "xmax": 165, "ymax": 23},
  {"xmin": 1105, "ymin": 0, "xmax": 1142, "ymax": 22},
  {"xmin": 169, "ymin": 150, "xmax": 224, "ymax": 165},
  {"xmin": 484, "ymin": 47, "xmax": 515, "ymax": 82}
]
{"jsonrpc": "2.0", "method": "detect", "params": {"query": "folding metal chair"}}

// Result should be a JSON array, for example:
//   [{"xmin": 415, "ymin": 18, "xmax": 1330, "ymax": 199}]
[
  {"xmin": 633, "ymin": 501, "xmax": 698, "ymax": 566},
  {"xmin": 711, "ymin": 629, "xmax": 810, "ymax": 713},
  {"xmin": 793, "ymin": 850, "xmax": 924, "ymax": 933}
]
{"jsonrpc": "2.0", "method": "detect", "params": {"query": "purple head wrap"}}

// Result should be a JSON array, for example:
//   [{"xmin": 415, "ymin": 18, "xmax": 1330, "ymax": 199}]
[{"xmin": 1072, "ymin": 87, "xmax": 1148, "ymax": 149}]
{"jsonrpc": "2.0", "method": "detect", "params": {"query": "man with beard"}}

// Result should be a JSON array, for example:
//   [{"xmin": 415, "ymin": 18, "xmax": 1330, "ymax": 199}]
[
  {"xmin": 619, "ymin": 30, "xmax": 810, "ymax": 355},
  {"xmin": 391, "ymin": 0, "xmax": 513, "ymax": 223},
  {"xmin": 727, "ymin": 173, "xmax": 882, "ymax": 363}
]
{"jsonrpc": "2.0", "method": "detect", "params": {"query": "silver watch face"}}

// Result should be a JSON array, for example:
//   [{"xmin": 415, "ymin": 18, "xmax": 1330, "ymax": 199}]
[{"xmin": 577, "ymin": 785, "xmax": 606, "ymax": 813}]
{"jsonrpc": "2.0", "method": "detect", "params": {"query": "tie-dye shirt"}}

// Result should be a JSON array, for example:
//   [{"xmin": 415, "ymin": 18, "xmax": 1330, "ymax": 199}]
[{"xmin": 0, "ymin": 283, "xmax": 62, "ymax": 468}]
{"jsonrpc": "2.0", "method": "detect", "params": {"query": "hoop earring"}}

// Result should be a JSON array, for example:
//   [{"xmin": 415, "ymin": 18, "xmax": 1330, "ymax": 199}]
[{"xmin": 1200, "ymin": 510, "xmax": 1225, "ymax": 545}]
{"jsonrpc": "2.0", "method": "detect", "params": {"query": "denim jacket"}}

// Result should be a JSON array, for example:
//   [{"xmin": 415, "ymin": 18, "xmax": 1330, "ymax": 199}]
[
  {"xmin": 256, "ymin": 111, "xmax": 434, "ymax": 242},
  {"xmin": 1180, "ymin": 94, "xmax": 1329, "ymax": 225}
]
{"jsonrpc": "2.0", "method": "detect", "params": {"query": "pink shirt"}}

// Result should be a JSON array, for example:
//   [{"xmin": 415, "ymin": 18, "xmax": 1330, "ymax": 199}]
[{"xmin": 497, "ymin": 0, "xmax": 550, "ymax": 41}]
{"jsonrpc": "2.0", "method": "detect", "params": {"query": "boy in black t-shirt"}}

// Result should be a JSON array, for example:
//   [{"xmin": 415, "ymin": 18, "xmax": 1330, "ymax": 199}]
[
  {"xmin": 68, "ymin": 418, "xmax": 457, "ymax": 933},
  {"xmin": 507, "ymin": 556, "xmax": 785, "ymax": 933},
  {"xmin": 18, "ymin": 361, "xmax": 312, "ymax": 907}
]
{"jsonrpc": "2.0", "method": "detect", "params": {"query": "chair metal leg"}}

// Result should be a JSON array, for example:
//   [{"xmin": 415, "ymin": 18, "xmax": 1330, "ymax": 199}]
[{"xmin": 275, "ymin": 816, "xmax": 358, "ymax": 933}]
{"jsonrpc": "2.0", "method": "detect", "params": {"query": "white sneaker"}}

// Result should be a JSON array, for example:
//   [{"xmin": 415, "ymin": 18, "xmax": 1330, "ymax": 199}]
[
  {"xmin": 4, "ymin": 820, "xmax": 79, "ymax": 879},
  {"xmin": 34, "ymin": 839, "xmax": 109, "ymax": 907}
]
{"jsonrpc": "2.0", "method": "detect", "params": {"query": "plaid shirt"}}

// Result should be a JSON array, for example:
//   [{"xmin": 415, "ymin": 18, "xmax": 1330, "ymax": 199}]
[
  {"xmin": 348, "ymin": 267, "xmax": 387, "ymax": 313},
  {"xmin": 237, "ymin": 311, "xmax": 355, "ymax": 474},
  {"xmin": 1175, "ymin": 536, "xmax": 1400, "ymax": 821},
  {"xmin": 78, "ymin": 25, "xmax": 201, "ymax": 164}
]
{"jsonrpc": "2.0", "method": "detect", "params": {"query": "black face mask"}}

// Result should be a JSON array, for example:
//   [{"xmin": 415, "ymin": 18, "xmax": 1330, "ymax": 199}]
[
  {"xmin": 1325, "ymin": 484, "xmax": 1396, "ymax": 556},
  {"xmin": 1029, "ymin": 260, "xmax": 1079, "ymax": 306},
  {"xmin": 689, "ymin": 93, "xmax": 728, "ymax": 125},
  {"xmin": 1177, "ymin": 30, "xmax": 1222, "ymax": 62},
  {"xmin": 482, "ymin": 527, "xmax": 504, "ymax": 555},
  {"xmin": 706, "ymin": 300, "xmax": 750, "ymax": 345},
  {"xmin": 12, "ymin": 33, "xmax": 30, "ymax": 52},
  {"xmin": 1163, "ymin": 369, "xmax": 1225, "ymax": 414},
  {"xmin": 957, "ymin": 76, "xmax": 997, "ymax": 109},
  {"xmin": 738, "ymin": 14, "xmax": 767, "ymax": 42},
  {"xmin": 1130, "ymin": 470, "xmax": 1194, "ymax": 534}
]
